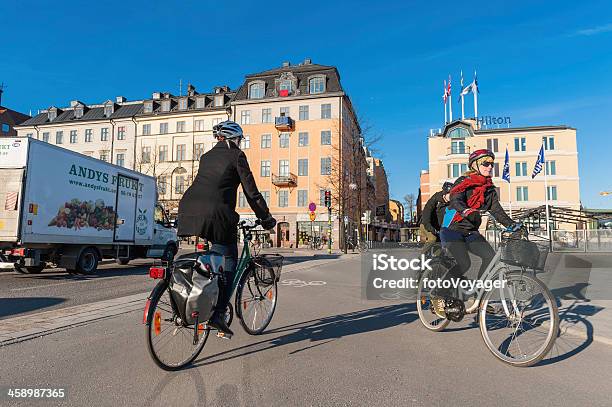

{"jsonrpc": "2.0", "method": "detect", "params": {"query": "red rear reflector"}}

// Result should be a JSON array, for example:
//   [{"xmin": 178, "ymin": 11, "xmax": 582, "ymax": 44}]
[
  {"xmin": 154, "ymin": 312, "xmax": 161, "ymax": 335},
  {"xmin": 149, "ymin": 267, "xmax": 165, "ymax": 279},
  {"xmin": 11, "ymin": 248, "xmax": 25, "ymax": 256},
  {"xmin": 143, "ymin": 299, "xmax": 151, "ymax": 324},
  {"xmin": 196, "ymin": 243, "xmax": 205, "ymax": 250}
]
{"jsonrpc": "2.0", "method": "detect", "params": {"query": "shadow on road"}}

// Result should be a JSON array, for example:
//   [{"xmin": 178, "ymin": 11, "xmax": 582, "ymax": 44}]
[
  {"xmin": 11, "ymin": 265, "xmax": 149, "ymax": 281},
  {"xmin": 192, "ymin": 303, "xmax": 417, "ymax": 367},
  {"xmin": 0, "ymin": 297, "xmax": 66, "ymax": 319}
]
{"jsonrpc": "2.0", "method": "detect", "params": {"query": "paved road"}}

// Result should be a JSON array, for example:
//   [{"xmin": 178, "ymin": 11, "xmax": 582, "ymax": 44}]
[{"xmin": 1, "ymin": 255, "xmax": 612, "ymax": 406}]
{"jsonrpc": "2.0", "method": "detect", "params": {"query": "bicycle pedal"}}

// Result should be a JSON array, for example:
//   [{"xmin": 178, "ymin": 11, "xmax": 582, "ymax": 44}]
[{"xmin": 216, "ymin": 331, "xmax": 233, "ymax": 340}]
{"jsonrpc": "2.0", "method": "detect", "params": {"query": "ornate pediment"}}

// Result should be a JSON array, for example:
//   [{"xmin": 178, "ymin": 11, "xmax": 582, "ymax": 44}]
[{"xmin": 271, "ymin": 72, "xmax": 301, "ymax": 97}]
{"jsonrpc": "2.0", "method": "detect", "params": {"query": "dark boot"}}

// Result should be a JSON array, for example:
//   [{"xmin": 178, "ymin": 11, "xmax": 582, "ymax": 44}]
[{"xmin": 208, "ymin": 311, "xmax": 234, "ymax": 337}]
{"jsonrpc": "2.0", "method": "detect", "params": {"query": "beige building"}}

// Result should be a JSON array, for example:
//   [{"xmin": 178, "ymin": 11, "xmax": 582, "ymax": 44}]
[{"xmin": 421, "ymin": 119, "xmax": 581, "ymax": 230}]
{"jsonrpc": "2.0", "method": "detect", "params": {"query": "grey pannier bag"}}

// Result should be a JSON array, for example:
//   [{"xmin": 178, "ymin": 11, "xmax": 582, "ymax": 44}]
[{"xmin": 169, "ymin": 251, "xmax": 224, "ymax": 325}]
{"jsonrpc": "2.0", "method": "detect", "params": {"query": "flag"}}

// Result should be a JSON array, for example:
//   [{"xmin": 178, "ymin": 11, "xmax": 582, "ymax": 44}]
[
  {"xmin": 531, "ymin": 145, "xmax": 545, "ymax": 178},
  {"xmin": 447, "ymin": 75, "xmax": 452, "ymax": 98},
  {"xmin": 502, "ymin": 148, "xmax": 511, "ymax": 183},
  {"xmin": 443, "ymin": 80, "xmax": 448, "ymax": 104},
  {"xmin": 458, "ymin": 71, "xmax": 464, "ymax": 103},
  {"xmin": 471, "ymin": 71, "xmax": 479, "ymax": 94}
]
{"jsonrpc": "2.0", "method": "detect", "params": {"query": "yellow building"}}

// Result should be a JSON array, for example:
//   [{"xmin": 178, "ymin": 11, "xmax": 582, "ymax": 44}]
[{"xmin": 421, "ymin": 119, "xmax": 580, "ymax": 230}]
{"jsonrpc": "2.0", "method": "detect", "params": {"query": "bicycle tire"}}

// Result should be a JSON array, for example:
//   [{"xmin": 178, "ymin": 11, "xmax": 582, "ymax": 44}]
[
  {"xmin": 479, "ymin": 273, "xmax": 559, "ymax": 367},
  {"xmin": 236, "ymin": 264, "xmax": 278, "ymax": 335},
  {"xmin": 416, "ymin": 262, "xmax": 451, "ymax": 332},
  {"xmin": 145, "ymin": 281, "xmax": 209, "ymax": 371}
]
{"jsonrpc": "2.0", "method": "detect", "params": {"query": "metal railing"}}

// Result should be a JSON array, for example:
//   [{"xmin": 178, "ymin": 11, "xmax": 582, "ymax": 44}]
[
  {"xmin": 485, "ymin": 229, "xmax": 612, "ymax": 252},
  {"xmin": 271, "ymin": 173, "xmax": 297, "ymax": 187},
  {"xmin": 447, "ymin": 146, "xmax": 471, "ymax": 155}
]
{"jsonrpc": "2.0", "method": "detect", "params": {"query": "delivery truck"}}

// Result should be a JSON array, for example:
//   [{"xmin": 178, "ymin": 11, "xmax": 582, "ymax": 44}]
[{"xmin": 0, "ymin": 138, "xmax": 178, "ymax": 274}]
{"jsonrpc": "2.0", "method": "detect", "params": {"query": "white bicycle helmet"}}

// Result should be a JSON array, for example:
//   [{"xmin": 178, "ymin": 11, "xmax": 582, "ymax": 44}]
[{"xmin": 213, "ymin": 120, "xmax": 243, "ymax": 140}]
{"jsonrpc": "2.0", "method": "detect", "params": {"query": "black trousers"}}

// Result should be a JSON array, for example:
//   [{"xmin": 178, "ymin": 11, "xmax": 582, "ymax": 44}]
[{"xmin": 440, "ymin": 228, "xmax": 495, "ymax": 279}]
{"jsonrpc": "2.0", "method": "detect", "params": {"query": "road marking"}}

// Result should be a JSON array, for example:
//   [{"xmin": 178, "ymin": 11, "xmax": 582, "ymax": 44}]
[
  {"xmin": 280, "ymin": 279, "xmax": 327, "ymax": 288},
  {"xmin": 9, "ymin": 276, "xmax": 122, "ymax": 292}
]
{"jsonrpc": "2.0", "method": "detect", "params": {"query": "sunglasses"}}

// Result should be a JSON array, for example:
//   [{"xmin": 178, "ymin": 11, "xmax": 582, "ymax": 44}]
[{"xmin": 480, "ymin": 161, "xmax": 495, "ymax": 168}]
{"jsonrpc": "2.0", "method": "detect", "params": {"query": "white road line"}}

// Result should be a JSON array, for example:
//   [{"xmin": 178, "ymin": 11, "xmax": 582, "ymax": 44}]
[{"xmin": 9, "ymin": 276, "xmax": 121, "ymax": 292}]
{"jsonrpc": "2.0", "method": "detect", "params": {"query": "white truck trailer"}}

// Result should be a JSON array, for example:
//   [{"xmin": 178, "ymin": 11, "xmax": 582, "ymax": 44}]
[{"xmin": 0, "ymin": 138, "xmax": 178, "ymax": 274}]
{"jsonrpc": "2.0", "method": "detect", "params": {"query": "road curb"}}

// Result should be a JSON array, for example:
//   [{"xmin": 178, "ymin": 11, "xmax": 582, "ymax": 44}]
[{"xmin": 560, "ymin": 326, "xmax": 612, "ymax": 347}]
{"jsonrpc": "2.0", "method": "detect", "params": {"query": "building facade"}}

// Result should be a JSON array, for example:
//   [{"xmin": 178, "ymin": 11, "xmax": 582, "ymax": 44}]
[
  {"xmin": 1, "ymin": 106, "xmax": 30, "ymax": 138},
  {"xmin": 421, "ymin": 119, "xmax": 581, "ymax": 230}
]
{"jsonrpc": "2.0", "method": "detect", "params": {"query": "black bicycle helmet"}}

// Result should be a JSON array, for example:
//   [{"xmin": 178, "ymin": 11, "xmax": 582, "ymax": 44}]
[{"xmin": 213, "ymin": 120, "xmax": 243, "ymax": 140}]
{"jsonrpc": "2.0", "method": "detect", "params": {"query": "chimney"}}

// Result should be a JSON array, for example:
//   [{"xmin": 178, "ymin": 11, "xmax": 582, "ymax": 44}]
[
  {"xmin": 152, "ymin": 92, "xmax": 161, "ymax": 100},
  {"xmin": 282, "ymin": 61, "xmax": 290, "ymax": 67},
  {"xmin": 304, "ymin": 58, "xmax": 312, "ymax": 65},
  {"xmin": 187, "ymin": 84, "xmax": 196, "ymax": 96},
  {"xmin": 116, "ymin": 96, "xmax": 127, "ymax": 103},
  {"xmin": 70, "ymin": 100, "xmax": 79, "ymax": 107}
]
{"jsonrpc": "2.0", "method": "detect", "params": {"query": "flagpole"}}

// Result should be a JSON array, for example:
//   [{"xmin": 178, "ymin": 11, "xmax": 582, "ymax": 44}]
[
  {"xmin": 461, "ymin": 94, "xmax": 465, "ymax": 120},
  {"xmin": 543, "ymin": 149, "xmax": 551, "ymax": 239},
  {"xmin": 473, "ymin": 71, "xmax": 478, "ymax": 120},
  {"xmin": 443, "ymin": 80, "xmax": 447, "ymax": 124},
  {"xmin": 448, "ymin": 76, "xmax": 453, "ymax": 122}
]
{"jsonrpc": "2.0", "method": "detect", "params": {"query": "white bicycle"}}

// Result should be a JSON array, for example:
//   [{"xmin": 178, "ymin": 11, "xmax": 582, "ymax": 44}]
[{"xmin": 417, "ymin": 226, "xmax": 559, "ymax": 367}]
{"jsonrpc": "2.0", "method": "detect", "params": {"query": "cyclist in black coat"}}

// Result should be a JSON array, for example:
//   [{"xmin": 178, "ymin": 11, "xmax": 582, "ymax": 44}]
[
  {"xmin": 421, "ymin": 181, "xmax": 454, "ymax": 239},
  {"xmin": 177, "ymin": 120, "xmax": 276, "ymax": 336}
]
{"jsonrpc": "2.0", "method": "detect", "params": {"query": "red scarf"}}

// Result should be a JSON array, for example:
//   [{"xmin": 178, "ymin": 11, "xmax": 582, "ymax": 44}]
[{"xmin": 450, "ymin": 173, "xmax": 493, "ymax": 223}]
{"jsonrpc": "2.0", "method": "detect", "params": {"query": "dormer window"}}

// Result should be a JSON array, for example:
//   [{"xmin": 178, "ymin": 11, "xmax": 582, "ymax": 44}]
[
  {"xmin": 179, "ymin": 98, "xmax": 188, "ymax": 110},
  {"xmin": 448, "ymin": 126, "xmax": 471, "ymax": 139},
  {"xmin": 214, "ymin": 95, "xmax": 224, "ymax": 107},
  {"xmin": 309, "ymin": 76, "xmax": 326, "ymax": 94},
  {"xmin": 47, "ymin": 107, "xmax": 60, "ymax": 121},
  {"xmin": 161, "ymin": 99, "xmax": 171, "ymax": 112},
  {"xmin": 196, "ymin": 96, "xmax": 206, "ymax": 109},
  {"xmin": 279, "ymin": 80, "xmax": 292, "ymax": 96},
  {"xmin": 74, "ymin": 104, "xmax": 85, "ymax": 119},
  {"xmin": 104, "ymin": 102, "xmax": 114, "ymax": 117},
  {"xmin": 143, "ymin": 101, "xmax": 153, "ymax": 113},
  {"xmin": 249, "ymin": 82, "xmax": 265, "ymax": 99}
]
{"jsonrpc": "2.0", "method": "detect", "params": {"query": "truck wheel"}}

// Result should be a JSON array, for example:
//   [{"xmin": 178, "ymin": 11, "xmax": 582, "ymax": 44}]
[
  {"xmin": 76, "ymin": 248, "xmax": 99, "ymax": 275},
  {"xmin": 116, "ymin": 258, "xmax": 130, "ymax": 265},
  {"xmin": 162, "ymin": 243, "xmax": 177, "ymax": 262},
  {"xmin": 25, "ymin": 265, "xmax": 45, "ymax": 274}
]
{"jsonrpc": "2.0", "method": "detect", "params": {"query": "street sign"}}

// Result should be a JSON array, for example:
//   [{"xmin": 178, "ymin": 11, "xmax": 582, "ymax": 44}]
[
  {"xmin": 308, "ymin": 202, "xmax": 317, "ymax": 212},
  {"xmin": 309, "ymin": 212, "xmax": 316, "ymax": 221},
  {"xmin": 343, "ymin": 215, "xmax": 348, "ymax": 224}
]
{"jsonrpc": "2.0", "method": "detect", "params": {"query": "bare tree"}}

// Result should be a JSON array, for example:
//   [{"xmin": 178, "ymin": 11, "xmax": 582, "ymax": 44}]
[{"xmin": 404, "ymin": 194, "xmax": 415, "ymax": 223}]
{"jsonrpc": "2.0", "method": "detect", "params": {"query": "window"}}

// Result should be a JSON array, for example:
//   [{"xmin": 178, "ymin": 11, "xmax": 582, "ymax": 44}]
[
  {"xmin": 321, "ymin": 104, "xmax": 331, "ymax": 119},
  {"xmin": 211, "ymin": 118, "xmax": 222, "ymax": 129},
  {"xmin": 142, "ymin": 124, "xmax": 151, "ymax": 135},
  {"xmin": 298, "ymin": 159, "xmax": 308, "ymax": 176},
  {"xmin": 448, "ymin": 127, "xmax": 470, "ymax": 138},
  {"xmin": 159, "ymin": 145, "xmax": 168, "ymax": 162},
  {"xmin": 214, "ymin": 95, "xmax": 224, "ymax": 107},
  {"xmin": 104, "ymin": 104, "xmax": 113, "ymax": 117},
  {"xmin": 158, "ymin": 177, "xmax": 167, "ymax": 195},
  {"xmin": 298, "ymin": 190, "xmax": 308, "ymax": 206},
  {"xmin": 309, "ymin": 76, "xmax": 325, "ymax": 94},
  {"xmin": 515, "ymin": 162, "xmax": 528, "ymax": 177},
  {"xmin": 243, "ymin": 135, "xmax": 250, "ymax": 149},
  {"xmin": 116, "ymin": 153, "xmax": 125, "ymax": 167},
  {"xmin": 84, "ymin": 129, "xmax": 92, "ymax": 142},
  {"xmin": 486, "ymin": 138, "xmax": 499, "ymax": 152},
  {"xmin": 249, "ymin": 82, "xmax": 264, "ymax": 99},
  {"xmin": 298, "ymin": 132, "xmax": 309, "ymax": 146},
  {"xmin": 543, "ymin": 136, "xmax": 555, "ymax": 150},
  {"xmin": 241, "ymin": 111, "xmax": 251, "ymax": 125},
  {"xmin": 321, "ymin": 157, "xmax": 332, "ymax": 175},
  {"xmin": 278, "ymin": 190, "xmax": 289, "ymax": 207},
  {"xmin": 141, "ymin": 146, "xmax": 151, "ymax": 163},
  {"xmin": 176, "ymin": 144, "xmax": 186, "ymax": 161},
  {"xmin": 514, "ymin": 137, "xmax": 526, "ymax": 152},
  {"xmin": 160, "ymin": 122, "xmax": 168, "ymax": 134},
  {"xmin": 262, "ymin": 108, "xmax": 272, "ymax": 123},
  {"xmin": 547, "ymin": 186, "xmax": 558, "ymax": 201},
  {"xmin": 194, "ymin": 120, "xmax": 205, "ymax": 131},
  {"xmin": 161, "ymin": 100, "xmax": 171, "ymax": 112},
  {"xmin": 176, "ymin": 121, "xmax": 185, "ymax": 132},
  {"xmin": 261, "ymin": 160, "xmax": 271, "ymax": 177},
  {"xmin": 280, "ymin": 80, "xmax": 292, "ymax": 94},
  {"xmin": 321, "ymin": 130, "xmax": 331, "ymax": 145},
  {"xmin": 450, "ymin": 140, "xmax": 465, "ymax": 154},
  {"xmin": 196, "ymin": 97, "xmax": 205, "ymax": 109},
  {"xmin": 117, "ymin": 126, "xmax": 126, "ymax": 140},
  {"xmin": 280, "ymin": 132, "xmax": 290, "ymax": 148},
  {"xmin": 1, "ymin": 123, "xmax": 9, "ymax": 133},
  {"xmin": 238, "ymin": 191, "xmax": 247, "ymax": 207},
  {"xmin": 280, "ymin": 107, "xmax": 290, "ymax": 116},
  {"xmin": 42, "ymin": 132, "xmax": 49, "ymax": 143},
  {"xmin": 493, "ymin": 163, "xmax": 500, "ymax": 178},
  {"xmin": 101, "ymin": 128, "xmax": 109, "ymax": 141},
  {"xmin": 447, "ymin": 163, "xmax": 468, "ymax": 178},
  {"xmin": 320, "ymin": 189, "xmax": 327, "ymax": 206},
  {"xmin": 99, "ymin": 151, "xmax": 109, "ymax": 162},
  {"xmin": 175, "ymin": 176, "xmax": 185, "ymax": 194},
  {"xmin": 143, "ymin": 101, "xmax": 153, "ymax": 113},
  {"xmin": 299, "ymin": 105, "xmax": 309, "ymax": 120},
  {"xmin": 546, "ymin": 160, "xmax": 556, "ymax": 175},
  {"xmin": 262, "ymin": 191, "xmax": 270, "ymax": 205},
  {"xmin": 70, "ymin": 130, "xmax": 77, "ymax": 144},
  {"xmin": 261, "ymin": 134, "xmax": 271, "ymax": 148},
  {"xmin": 56, "ymin": 131, "xmax": 63, "ymax": 144},
  {"xmin": 179, "ymin": 98, "xmax": 188, "ymax": 110},
  {"xmin": 516, "ymin": 186, "xmax": 529, "ymax": 201},
  {"xmin": 279, "ymin": 160, "xmax": 289, "ymax": 176},
  {"xmin": 193, "ymin": 143, "xmax": 205, "ymax": 160}
]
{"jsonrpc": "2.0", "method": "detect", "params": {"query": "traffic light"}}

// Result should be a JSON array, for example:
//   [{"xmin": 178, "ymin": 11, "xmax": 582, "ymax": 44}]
[{"xmin": 324, "ymin": 190, "xmax": 331, "ymax": 208}]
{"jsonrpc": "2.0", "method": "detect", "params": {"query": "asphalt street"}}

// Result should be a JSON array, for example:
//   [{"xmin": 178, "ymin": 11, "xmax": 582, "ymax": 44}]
[{"xmin": 1, "ymin": 255, "xmax": 612, "ymax": 406}]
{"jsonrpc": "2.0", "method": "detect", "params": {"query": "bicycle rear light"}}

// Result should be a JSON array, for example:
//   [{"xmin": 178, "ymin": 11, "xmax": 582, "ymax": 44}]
[{"xmin": 149, "ymin": 267, "xmax": 165, "ymax": 279}]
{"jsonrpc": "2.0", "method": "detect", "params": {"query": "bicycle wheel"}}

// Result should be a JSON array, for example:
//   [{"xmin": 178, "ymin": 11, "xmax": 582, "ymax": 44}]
[
  {"xmin": 479, "ymin": 272, "xmax": 559, "ymax": 367},
  {"xmin": 145, "ymin": 282, "xmax": 209, "ymax": 371},
  {"xmin": 236, "ymin": 264, "xmax": 278, "ymax": 335},
  {"xmin": 416, "ymin": 261, "xmax": 451, "ymax": 331}
]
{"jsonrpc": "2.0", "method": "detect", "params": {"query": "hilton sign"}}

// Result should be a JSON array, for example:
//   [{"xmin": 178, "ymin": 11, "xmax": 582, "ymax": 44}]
[{"xmin": 478, "ymin": 115, "xmax": 511, "ymax": 126}]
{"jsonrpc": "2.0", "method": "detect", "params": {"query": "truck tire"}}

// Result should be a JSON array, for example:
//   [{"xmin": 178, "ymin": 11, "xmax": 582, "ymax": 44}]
[
  {"xmin": 25, "ymin": 265, "xmax": 45, "ymax": 274},
  {"xmin": 13, "ymin": 264, "xmax": 28, "ymax": 274},
  {"xmin": 116, "ymin": 258, "xmax": 130, "ymax": 266},
  {"xmin": 76, "ymin": 248, "xmax": 99, "ymax": 275},
  {"xmin": 162, "ymin": 243, "xmax": 177, "ymax": 262}
]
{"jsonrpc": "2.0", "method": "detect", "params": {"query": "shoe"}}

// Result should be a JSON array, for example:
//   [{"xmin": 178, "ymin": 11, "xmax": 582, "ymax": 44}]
[
  {"xmin": 431, "ymin": 297, "xmax": 446, "ymax": 318},
  {"xmin": 207, "ymin": 312, "xmax": 234, "ymax": 338}
]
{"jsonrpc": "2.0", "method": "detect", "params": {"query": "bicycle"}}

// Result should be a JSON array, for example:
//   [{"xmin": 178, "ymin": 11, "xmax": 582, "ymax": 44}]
[
  {"xmin": 416, "ymin": 225, "xmax": 559, "ymax": 367},
  {"xmin": 143, "ymin": 219, "xmax": 283, "ymax": 371},
  {"xmin": 345, "ymin": 236, "xmax": 368, "ymax": 253}
]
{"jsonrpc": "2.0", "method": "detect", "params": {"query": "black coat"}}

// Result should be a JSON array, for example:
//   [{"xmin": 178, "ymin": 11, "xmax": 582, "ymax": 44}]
[
  {"xmin": 177, "ymin": 141, "xmax": 270, "ymax": 243},
  {"xmin": 448, "ymin": 175, "xmax": 513, "ymax": 233},
  {"xmin": 420, "ymin": 191, "xmax": 449, "ymax": 235}
]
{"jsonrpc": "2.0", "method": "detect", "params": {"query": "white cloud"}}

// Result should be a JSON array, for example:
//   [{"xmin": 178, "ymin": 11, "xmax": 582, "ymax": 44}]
[{"xmin": 572, "ymin": 23, "xmax": 612, "ymax": 36}]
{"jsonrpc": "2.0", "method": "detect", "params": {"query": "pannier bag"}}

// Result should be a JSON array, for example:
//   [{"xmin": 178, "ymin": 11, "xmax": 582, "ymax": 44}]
[
  {"xmin": 501, "ymin": 239, "xmax": 548, "ymax": 270},
  {"xmin": 169, "ymin": 251, "xmax": 224, "ymax": 325}
]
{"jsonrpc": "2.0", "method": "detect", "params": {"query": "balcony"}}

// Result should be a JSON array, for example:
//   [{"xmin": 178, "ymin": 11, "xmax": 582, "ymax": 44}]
[
  {"xmin": 272, "ymin": 173, "xmax": 297, "ymax": 187},
  {"xmin": 275, "ymin": 115, "xmax": 295, "ymax": 131},
  {"xmin": 447, "ymin": 145, "xmax": 471, "ymax": 155}
]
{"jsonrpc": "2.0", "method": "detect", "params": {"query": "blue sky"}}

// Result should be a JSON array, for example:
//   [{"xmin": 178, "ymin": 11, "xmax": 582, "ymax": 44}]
[{"xmin": 2, "ymin": 0, "xmax": 611, "ymax": 208}]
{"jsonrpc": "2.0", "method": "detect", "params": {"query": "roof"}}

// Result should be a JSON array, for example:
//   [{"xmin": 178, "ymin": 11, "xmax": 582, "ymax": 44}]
[
  {"xmin": 434, "ymin": 119, "xmax": 576, "ymax": 138},
  {"xmin": 234, "ymin": 61, "xmax": 344, "ymax": 101},
  {"xmin": 0, "ymin": 106, "xmax": 30, "ymax": 125}
]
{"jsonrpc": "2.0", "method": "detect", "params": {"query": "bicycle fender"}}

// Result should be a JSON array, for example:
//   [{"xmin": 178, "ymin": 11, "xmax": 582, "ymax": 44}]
[{"xmin": 144, "ymin": 280, "xmax": 169, "ymax": 325}]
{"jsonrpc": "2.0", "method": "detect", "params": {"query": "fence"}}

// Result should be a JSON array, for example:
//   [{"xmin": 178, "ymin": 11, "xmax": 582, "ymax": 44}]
[{"xmin": 485, "ymin": 229, "xmax": 612, "ymax": 252}]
